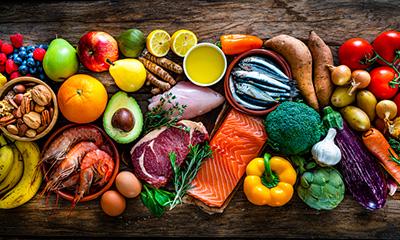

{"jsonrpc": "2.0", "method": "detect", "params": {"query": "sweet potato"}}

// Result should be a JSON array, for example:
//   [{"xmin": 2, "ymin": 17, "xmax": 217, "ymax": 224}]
[
  {"xmin": 264, "ymin": 35, "xmax": 319, "ymax": 110},
  {"xmin": 308, "ymin": 31, "xmax": 334, "ymax": 108}
]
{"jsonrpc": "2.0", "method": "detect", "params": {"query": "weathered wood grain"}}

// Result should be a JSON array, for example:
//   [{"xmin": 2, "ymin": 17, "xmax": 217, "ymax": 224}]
[{"xmin": 0, "ymin": 0, "xmax": 399, "ymax": 238}]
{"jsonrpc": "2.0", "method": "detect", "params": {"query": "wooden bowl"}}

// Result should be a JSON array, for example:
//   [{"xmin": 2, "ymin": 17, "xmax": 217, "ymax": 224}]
[
  {"xmin": 41, "ymin": 124, "xmax": 120, "ymax": 203},
  {"xmin": 0, "ymin": 76, "xmax": 59, "ymax": 141},
  {"xmin": 224, "ymin": 49, "xmax": 293, "ymax": 116}
]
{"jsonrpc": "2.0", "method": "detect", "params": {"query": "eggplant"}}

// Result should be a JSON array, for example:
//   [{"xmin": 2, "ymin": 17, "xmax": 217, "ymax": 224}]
[{"xmin": 323, "ymin": 107, "xmax": 387, "ymax": 210}]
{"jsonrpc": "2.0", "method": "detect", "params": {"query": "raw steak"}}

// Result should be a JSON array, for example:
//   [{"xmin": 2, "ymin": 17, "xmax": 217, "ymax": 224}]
[{"xmin": 130, "ymin": 120, "xmax": 209, "ymax": 188}]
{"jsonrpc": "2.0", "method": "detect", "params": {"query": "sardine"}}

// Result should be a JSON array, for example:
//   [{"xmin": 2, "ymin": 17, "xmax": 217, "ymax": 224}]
[
  {"xmin": 232, "ymin": 70, "xmax": 290, "ymax": 91},
  {"xmin": 229, "ymin": 77, "xmax": 267, "ymax": 110},
  {"xmin": 236, "ymin": 90, "xmax": 277, "ymax": 107},
  {"xmin": 235, "ymin": 82, "xmax": 278, "ymax": 103},
  {"xmin": 237, "ymin": 62, "xmax": 289, "ymax": 83},
  {"xmin": 240, "ymin": 56, "xmax": 288, "ymax": 79},
  {"xmin": 234, "ymin": 77, "xmax": 288, "ymax": 93}
]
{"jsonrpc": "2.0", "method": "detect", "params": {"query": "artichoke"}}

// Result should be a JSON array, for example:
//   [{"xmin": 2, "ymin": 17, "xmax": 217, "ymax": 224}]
[{"xmin": 297, "ymin": 167, "xmax": 345, "ymax": 210}]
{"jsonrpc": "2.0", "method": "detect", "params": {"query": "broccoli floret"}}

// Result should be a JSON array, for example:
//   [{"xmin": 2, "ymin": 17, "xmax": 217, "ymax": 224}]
[{"xmin": 265, "ymin": 101, "xmax": 324, "ymax": 155}]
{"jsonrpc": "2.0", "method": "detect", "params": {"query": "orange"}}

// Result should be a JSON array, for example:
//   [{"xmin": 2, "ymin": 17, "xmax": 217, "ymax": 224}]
[{"xmin": 57, "ymin": 74, "xmax": 108, "ymax": 123}]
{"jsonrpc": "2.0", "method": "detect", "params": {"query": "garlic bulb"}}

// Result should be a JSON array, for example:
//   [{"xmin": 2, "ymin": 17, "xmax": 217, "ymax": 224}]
[{"xmin": 311, "ymin": 128, "xmax": 341, "ymax": 166}]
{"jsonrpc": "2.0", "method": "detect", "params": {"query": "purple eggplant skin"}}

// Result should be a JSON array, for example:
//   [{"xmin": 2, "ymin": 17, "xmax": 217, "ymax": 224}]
[{"xmin": 336, "ymin": 121, "xmax": 387, "ymax": 210}]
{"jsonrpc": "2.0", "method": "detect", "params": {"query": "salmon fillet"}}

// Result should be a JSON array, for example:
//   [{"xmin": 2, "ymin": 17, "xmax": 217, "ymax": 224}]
[{"xmin": 188, "ymin": 109, "xmax": 267, "ymax": 207}]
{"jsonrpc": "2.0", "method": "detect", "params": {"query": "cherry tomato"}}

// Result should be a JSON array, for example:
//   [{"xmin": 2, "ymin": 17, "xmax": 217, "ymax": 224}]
[
  {"xmin": 368, "ymin": 66, "xmax": 398, "ymax": 100},
  {"xmin": 372, "ymin": 30, "xmax": 400, "ymax": 65},
  {"xmin": 338, "ymin": 38, "xmax": 374, "ymax": 70},
  {"xmin": 393, "ymin": 93, "xmax": 400, "ymax": 116}
]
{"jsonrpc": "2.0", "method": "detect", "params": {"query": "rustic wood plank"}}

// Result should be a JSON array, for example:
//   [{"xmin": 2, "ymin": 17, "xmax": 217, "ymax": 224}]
[{"xmin": 0, "ymin": 0, "xmax": 399, "ymax": 238}]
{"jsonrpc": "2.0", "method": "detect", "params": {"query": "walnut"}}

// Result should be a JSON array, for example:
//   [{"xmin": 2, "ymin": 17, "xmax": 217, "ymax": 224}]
[
  {"xmin": 23, "ymin": 112, "xmax": 41, "ymax": 129},
  {"xmin": 0, "ymin": 100, "xmax": 14, "ymax": 117},
  {"xmin": 31, "ymin": 85, "xmax": 52, "ymax": 106}
]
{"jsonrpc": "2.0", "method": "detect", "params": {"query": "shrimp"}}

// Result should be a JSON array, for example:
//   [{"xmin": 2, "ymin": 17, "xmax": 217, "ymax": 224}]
[
  {"xmin": 41, "ymin": 126, "xmax": 103, "ymax": 166},
  {"xmin": 58, "ymin": 173, "xmax": 80, "ymax": 190},
  {"xmin": 72, "ymin": 149, "xmax": 114, "ymax": 206},
  {"xmin": 42, "ymin": 142, "xmax": 98, "ymax": 194}
]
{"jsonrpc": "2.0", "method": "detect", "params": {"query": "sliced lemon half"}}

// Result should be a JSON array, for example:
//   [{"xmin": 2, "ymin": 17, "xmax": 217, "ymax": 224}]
[
  {"xmin": 146, "ymin": 30, "xmax": 171, "ymax": 57},
  {"xmin": 171, "ymin": 30, "xmax": 198, "ymax": 57}
]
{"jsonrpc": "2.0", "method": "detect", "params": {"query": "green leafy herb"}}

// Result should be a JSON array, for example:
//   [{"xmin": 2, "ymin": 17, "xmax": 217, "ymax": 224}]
[
  {"xmin": 140, "ymin": 184, "xmax": 167, "ymax": 217},
  {"xmin": 389, "ymin": 137, "xmax": 400, "ymax": 154},
  {"xmin": 168, "ymin": 143, "xmax": 213, "ymax": 210},
  {"xmin": 140, "ymin": 143, "xmax": 213, "ymax": 216},
  {"xmin": 144, "ymin": 93, "xmax": 187, "ymax": 133}
]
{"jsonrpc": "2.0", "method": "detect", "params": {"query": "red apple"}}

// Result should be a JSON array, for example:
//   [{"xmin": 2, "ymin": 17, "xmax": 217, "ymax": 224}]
[{"xmin": 77, "ymin": 31, "xmax": 119, "ymax": 72}]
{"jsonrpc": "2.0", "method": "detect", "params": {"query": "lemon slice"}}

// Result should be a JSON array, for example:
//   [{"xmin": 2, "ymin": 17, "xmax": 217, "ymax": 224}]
[
  {"xmin": 171, "ymin": 30, "xmax": 198, "ymax": 57},
  {"xmin": 147, "ymin": 30, "xmax": 171, "ymax": 57}
]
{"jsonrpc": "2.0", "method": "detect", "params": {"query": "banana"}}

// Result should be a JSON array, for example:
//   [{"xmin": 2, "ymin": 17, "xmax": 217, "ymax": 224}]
[
  {"xmin": 0, "ymin": 144, "xmax": 14, "ymax": 182},
  {"xmin": 0, "ymin": 135, "xmax": 7, "ymax": 146},
  {"xmin": 0, "ymin": 141, "xmax": 42, "ymax": 209},
  {"xmin": 0, "ymin": 146, "xmax": 24, "ymax": 195}
]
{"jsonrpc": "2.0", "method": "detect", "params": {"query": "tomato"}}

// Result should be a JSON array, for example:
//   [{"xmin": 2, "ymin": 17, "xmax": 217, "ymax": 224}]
[
  {"xmin": 394, "ymin": 93, "xmax": 400, "ymax": 116},
  {"xmin": 372, "ymin": 30, "xmax": 400, "ymax": 65},
  {"xmin": 338, "ymin": 38, "xmax": 374, "ymax": 70},
  {"xmin": 368, "ymin": 66, "xmax": 398, "ymax": 100}
]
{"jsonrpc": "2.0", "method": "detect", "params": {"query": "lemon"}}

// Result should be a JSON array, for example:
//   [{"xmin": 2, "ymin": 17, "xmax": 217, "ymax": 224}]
[
  {"xmin": 171, "ymin": 30, "xmax": 198, "ymax": 57},
  {"xmin": 146, "ymin": 30, "xmax": 171, "ymax": 57},
  {"xmin": 0, "ymin": 73, "xmax": 7, "ymax": 88}
]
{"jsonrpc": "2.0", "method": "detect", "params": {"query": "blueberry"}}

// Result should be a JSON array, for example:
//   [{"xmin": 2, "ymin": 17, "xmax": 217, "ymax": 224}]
[
  {"xmin": 13, "ymin": 49, "xmax": 18, "ymax": 54},
  {"xmin": 11, "ymin": 53, "xmax": 18, "ymax": 60},
  {"xmin": 27, "ymin": 46, "xmax": 35, "ymax": 52},
  {"xmin": 19, "ymin": 46, "xmax": 26, "ymax": 52},
  {"xmin": 27, "ymin": 57, "xmax": 35, "ymax": 67},
  {"xmin": 18, "ymin": 50, "xmax": 27, "ymax": 59},
  {"xmin": 14, "ymin": 57, "xmax": 22, "ymax": 65},
  {"xmin": 39, "ymin": 73, "xmax": 45, "ymax": 80},
  {"xmin": 29, "ymin": 67, "xmax": 37, "ymax": 74},
  {"xmin": 21, "ymin": 60, "xmax": 27, "ymax": 66},
  {"xmin": 37, "ymin": 66, "xmax": 43, "ymax": 73},
  {"xmin": 28, "ymin": 52, "xmax": 33, "ymax": 58},
  {"xmin": 35, "ymin": 60, "xmax": 41, "ymax": 67},
  {"xmin": 19, "ymin": 65, "xmax": 28, "ymax": 75}
]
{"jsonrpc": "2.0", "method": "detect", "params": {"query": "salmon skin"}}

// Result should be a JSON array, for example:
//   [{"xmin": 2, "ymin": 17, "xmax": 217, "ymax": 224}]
[{"xmin": 188, "ymin": 109, "xmax": 267, "ymax": 207}]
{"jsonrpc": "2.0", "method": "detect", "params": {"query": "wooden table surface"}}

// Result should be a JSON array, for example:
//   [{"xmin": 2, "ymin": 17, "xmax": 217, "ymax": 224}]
[{"xmin": 1, "ymin": 0, "xmax": 400, "ymax": 238}]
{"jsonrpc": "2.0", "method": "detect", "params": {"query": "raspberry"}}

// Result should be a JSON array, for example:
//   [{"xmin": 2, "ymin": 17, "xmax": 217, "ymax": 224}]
[
  {"xmin": 5, "ymin": 59, "xmax": 18, "ymax": 74},
  {"xmin": 0, "ymin": 64, "xmax": 4, "ymax": 73},
  {"xmin": 0, "ymin": 53, "xmax": 6, "ymax": 65},
  {"xmin": 33, "ymin": 48, "xmax": 46, "ymax": 61},
  {"xmin": 10, "ymin": 71, "xmax": 21, "ymax": 79},
  {"xmin": 10, "ymin": 34, "xmax": 23, "ymax": 48},
  {"xmin": 1, "ymin": 43, "xmax": 13, "ymax": 55},
  {"xmin": 0, "ymin": 40, "xmax": 2, "ymax": 50}
]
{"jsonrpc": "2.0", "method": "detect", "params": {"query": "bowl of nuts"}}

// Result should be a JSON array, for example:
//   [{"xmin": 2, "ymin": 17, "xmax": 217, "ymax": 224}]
[{"xmin": 0, "ymin": 76, "xmax": 58, "ymax": 141}]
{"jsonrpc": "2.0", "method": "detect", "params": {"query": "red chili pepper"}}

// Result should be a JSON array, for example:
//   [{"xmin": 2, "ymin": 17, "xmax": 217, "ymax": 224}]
[{"xmin": 220, "ymin": 34, "xmax": 263, "ymax": 55}]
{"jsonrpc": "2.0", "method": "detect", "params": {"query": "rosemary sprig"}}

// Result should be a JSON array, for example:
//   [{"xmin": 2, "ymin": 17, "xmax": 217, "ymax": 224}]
[
  {"xmin": 144, "ymin": 93, "xmax": 187, "ymax": 133},
  {"xmin": 168, "ymin": 143, "xmax": 212, "ymax": 210},
  {"xmin": 140, "ymin": 143, "xmax": 212, "ymax": 216}
]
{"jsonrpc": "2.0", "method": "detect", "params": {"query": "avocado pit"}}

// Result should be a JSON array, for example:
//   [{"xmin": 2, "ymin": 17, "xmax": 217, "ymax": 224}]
[{"xmin": 112, "ymin": 108, "xmax": 134, "ymax": 132}]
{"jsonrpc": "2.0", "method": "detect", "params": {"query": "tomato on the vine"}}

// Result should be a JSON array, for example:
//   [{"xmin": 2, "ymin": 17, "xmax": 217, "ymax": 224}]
[
  {"xmin": 372, "ymin": 30, "xmax": 400, "ymax": 65},
  {"xmin": 338, "ymin": 38, "xmax": 374, "ymax": 70},
  {"xmin": 368, "ymin": 66, "xmax": 398, "ymax": 99}
]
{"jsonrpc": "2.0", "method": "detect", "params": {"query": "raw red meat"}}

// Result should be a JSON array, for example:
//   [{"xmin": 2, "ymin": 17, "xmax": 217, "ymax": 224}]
[{"xmin": 130, "ymin": 120, "xmax": 209, "ymax": 188}]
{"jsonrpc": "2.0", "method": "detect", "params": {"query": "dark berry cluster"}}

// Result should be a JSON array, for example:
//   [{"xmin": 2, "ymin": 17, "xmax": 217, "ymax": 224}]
[{"xmin": 0, "ymin": 33, "xmax": 48, "ymax": 80}]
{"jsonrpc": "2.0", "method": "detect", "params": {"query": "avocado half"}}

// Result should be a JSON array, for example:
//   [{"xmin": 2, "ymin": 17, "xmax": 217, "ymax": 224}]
[{"xmin": 103, "ymin": 91, "xmax": 143, "ymax": 144}]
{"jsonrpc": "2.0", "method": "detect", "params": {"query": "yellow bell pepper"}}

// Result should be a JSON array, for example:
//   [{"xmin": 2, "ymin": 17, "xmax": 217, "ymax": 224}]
[{"xmin": 244, "ymin": 153, "xmax": 297, "ymax": 206}]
